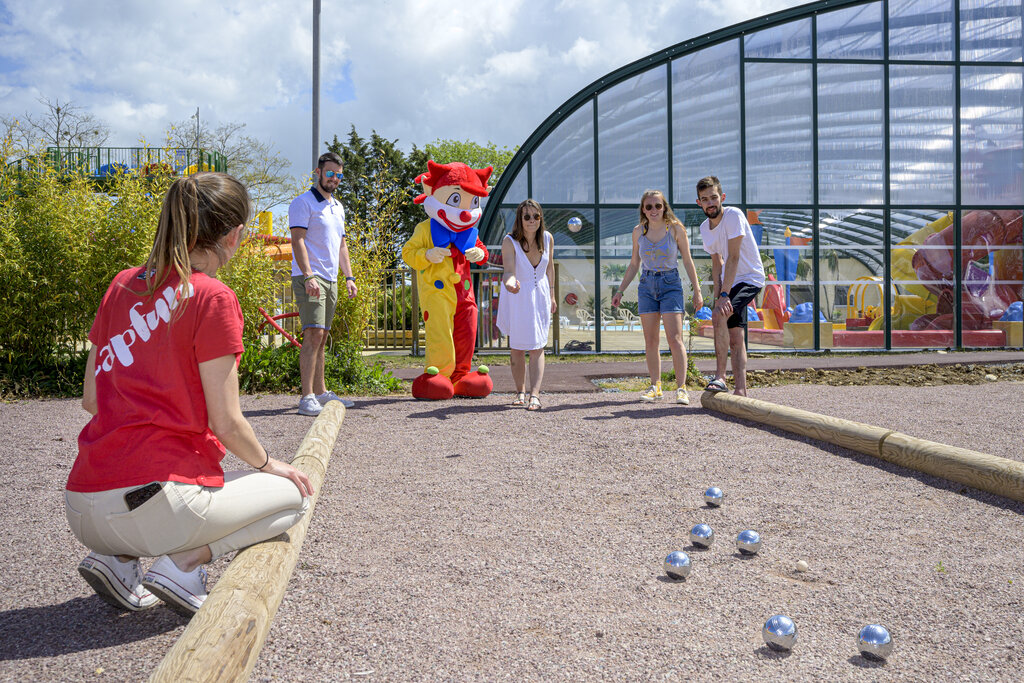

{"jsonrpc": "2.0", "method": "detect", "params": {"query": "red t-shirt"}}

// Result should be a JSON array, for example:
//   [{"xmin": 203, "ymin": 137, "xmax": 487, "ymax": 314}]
[{"xmin": 67, "ymin": 267, "xmax": 245, "ymax": 492}]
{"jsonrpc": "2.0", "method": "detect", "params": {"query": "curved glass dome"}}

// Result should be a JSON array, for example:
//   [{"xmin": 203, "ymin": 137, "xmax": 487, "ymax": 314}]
[{"xmin": 480, "ymin": 0, "xmax": 1023, "ymax": 352}]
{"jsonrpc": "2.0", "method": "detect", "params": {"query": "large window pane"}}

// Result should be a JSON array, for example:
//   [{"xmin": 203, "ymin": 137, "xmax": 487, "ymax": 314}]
[
  {"xmin": 548, "ymin": 208, "xmax": 597, "ymax": 350},
  {"xmin": 889, "ymin": 0, "xmax": 954, "ymax": 61},
  {"xmin": 500, "ymin": 161, "xmax": 528, "ymax": 206},
  {"xmin": 750, "ymin": 209, "xmax": 813, "ymax": 350},
  {"xmin": 816, "ymin": 1, "xmax": 883, "ymax": 59},
  {"xmin": 960, "ymin": 66, "xmax": 1024, "ymax": 205},
  {"xmin": 745, "ymin": 62, "xmax": 813, "ymax": 205},
  {"xmin": 960, "ymin": 0, "xmax": 1024, "ymax": 62},
  {"xmin": 961, "ymin": 209, "xmax": 1023, "ymax": 348},
  {"xmin": 672, "ymin": 41, "xmax": 741, "ymax": 204},
  {"xmin": 598, "ymin": 68, "xmax": 669, "ymax": 204},
  {"xmin": 818, "ymin": 64, "xmax": 885, "ymax": 204},
  {"xmin": 819, "ymin": 209, "xmax": 885, "ymax": 349},
  {"xmin": 744, "ymin": 18, "xmax": 812, "ymax": 58},
  {"xmin": 890, "ymin": 209, "xmax": 954, "ymax": 347},
  {"xmin": 533, "ymin": 103, "xmax": 594, "ymax": 204},
  {"xmin": 890, "ymin": 65, "xmax": 955, "ymax": 204}
]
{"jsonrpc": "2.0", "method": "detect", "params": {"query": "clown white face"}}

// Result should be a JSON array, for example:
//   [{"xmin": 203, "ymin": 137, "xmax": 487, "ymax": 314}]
[{"xmin": 422, "ymin": 185, "xmax": 483, "ymax": 232}]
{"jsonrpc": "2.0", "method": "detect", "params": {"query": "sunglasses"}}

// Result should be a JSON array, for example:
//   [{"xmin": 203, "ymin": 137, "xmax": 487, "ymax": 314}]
[
  {"xmin": 644, "ymin": 202, "xmax": 664, "ymax": 211},
  {"xmin": 522, "ymin": 213, "xmax": 542, "ymax": 221},
  {"xmin": 322, "ymin": 170, "xmax": 342, "ymax": 179}
]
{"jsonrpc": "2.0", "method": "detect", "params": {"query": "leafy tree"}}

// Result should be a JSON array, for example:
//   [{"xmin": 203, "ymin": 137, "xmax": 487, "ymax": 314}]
[
  {"xmin": 422, "ymin": 138, "xmax": 518, "ymax": 187},
  {"xmin": 327, "ymin": 126, "xmax": 424, "ymax": 253},
  {"xmin": 164, "ymin": 118, "xmax": 297, "ymax": 214}
]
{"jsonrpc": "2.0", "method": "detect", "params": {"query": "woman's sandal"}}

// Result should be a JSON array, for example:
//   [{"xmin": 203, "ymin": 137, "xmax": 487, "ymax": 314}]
[
  {"xmin": 526, "ymin": 395, "xmax": 542, "ymax": 411},
  {"xmin": 511, "ymin": 392, "xmax": 527, "ymax": 406}
]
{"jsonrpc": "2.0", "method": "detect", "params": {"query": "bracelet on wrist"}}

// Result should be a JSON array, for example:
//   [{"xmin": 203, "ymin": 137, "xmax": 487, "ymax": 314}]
[
  {"xmin": 256, "ymin": 449, "xmax": 270, "ymax": 470},
  {"xmin": 303, "ymin": 275, "xmax": 316, "ymax": 282},
  {"xmin": 344, "ymin": 276, "xmax": 356, "ymax": 282}
]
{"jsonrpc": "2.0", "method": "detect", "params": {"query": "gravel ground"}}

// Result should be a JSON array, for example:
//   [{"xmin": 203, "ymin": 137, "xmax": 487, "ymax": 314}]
[{"xmin": 2, "ymin": 380, "xmax": 1023, "ymax": 681}]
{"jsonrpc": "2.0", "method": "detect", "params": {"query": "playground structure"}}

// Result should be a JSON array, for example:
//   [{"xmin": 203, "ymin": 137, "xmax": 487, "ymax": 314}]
[
  {"xmin": 5, "ymin": 146, "xmax": 229, "ymax": 180},
  {"xmin": 694, "ymin": 210, "xmax": 1023, "ymax": 348}
]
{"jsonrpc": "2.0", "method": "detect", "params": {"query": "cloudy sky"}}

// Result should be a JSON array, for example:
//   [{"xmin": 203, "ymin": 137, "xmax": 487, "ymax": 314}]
[{"xmin": 1, "ymin": 0, "xmax": 802, "ymax": 178}]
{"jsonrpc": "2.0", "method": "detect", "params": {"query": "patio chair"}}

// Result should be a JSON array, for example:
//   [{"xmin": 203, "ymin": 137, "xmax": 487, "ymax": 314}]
[
  {"xmin": 575, "ymin": 308, "xmax": 595, "ymax": 329},
  {"xmin": 619, "ymin": 308, "xmax": 639, "ymax": 331},
  {"xmin": 601, "ymin": 309, "xmax": 626, "ymax": 330}
]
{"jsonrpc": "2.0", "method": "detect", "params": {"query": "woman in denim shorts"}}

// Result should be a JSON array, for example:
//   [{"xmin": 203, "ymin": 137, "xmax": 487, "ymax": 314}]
[{"xmin": 611, "ymin": 190, "xmax": 703, "ymax": 403}]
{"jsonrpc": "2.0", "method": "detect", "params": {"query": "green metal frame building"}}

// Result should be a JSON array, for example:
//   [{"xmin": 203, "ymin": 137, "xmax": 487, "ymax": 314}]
[{"xmin": 479, "ymin": 0, "xmax": 1023, "ymax": 352}]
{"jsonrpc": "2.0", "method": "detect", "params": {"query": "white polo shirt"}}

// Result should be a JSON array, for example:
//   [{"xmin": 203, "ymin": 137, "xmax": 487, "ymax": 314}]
[
  {"xmin": 288, "ymin": 186, "xmax": 346, "ymax": 281},
  {"xmin": 699, "ymin": 206, "xmax": 766, "ymax": 289}
]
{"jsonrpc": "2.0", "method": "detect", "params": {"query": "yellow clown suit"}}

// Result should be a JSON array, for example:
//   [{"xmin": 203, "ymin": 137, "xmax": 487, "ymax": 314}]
[{"xmin": 401, "ymin": 161, "xmax": 494, "ymax": 400}]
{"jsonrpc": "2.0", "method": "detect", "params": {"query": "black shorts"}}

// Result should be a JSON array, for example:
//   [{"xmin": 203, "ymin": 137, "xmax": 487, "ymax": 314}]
[{"xmin": 725, "ymin": 282, "xmax": 762, "ymax": 329}]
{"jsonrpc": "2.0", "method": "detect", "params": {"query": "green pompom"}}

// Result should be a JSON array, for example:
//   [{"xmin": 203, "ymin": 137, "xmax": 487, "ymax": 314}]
[
  {"xmin": 426, "ymin": 366, "xmax": 439, "ymax": 376},
  {"xmin": 478, "ymin": 365, "xmax": 490, "ymax": 374}
]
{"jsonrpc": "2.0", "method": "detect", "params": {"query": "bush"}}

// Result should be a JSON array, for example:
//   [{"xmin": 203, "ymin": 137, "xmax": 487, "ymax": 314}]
[
  {"xmin": 238, "ymin": 338, "xmax": 402, "ymax": 395},
  {"xmin": 0, "ymin": 146, "xmax": 166, "ymax": 368}
]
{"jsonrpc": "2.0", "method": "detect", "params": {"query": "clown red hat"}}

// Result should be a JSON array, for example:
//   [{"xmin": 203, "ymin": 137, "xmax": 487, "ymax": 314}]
[{"xmin": 414, "ymin": 160, "xmax": 493, "ymax": 204}]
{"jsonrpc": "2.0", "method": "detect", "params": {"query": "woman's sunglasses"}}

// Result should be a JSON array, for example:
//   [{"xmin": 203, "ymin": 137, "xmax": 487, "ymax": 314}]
[
  {"xmin": 644, "ymin": 202, "xmax": 664, "ymax": 211},
  {"xmin": 322, "ymin": 170, "xmax": 342, "ymax": 179},
  {"xmin": 522, "ymin": 213, "xmax": 542, "ymax": 221}
]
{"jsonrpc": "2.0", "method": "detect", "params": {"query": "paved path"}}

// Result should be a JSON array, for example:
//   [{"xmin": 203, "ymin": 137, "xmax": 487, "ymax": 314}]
[{"xmin": 390, "ymin": 349, "xmax": 1024, "ymax": 393}]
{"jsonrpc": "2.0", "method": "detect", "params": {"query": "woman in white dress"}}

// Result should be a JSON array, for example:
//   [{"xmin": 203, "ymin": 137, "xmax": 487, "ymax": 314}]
[{"xmin": 497, "ymin": 200, "xmax": 556, "ymax": 411}]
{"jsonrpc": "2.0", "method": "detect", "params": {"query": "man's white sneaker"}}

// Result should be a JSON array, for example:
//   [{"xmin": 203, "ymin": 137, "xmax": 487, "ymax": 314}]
[
  {"xmin": 78, "ymin": 552, "xmax": 159, "ymax": 611},
  {"xmin": 316, "ymin": 390, "xmax": 354, "ymax": 408},
  {"xmin": 142, "ymin": 556, "xmax": 208, "ymax": 617},
  {"xmin": 298, "ymin": 394, "xmax": 323, "ymax": 416}
]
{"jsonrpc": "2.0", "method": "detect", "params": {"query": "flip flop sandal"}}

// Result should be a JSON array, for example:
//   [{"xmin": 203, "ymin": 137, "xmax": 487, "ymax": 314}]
[
  {"xmin": 705, "ymin": 378, "xmax": 728, "ymax": 393},
  {"xmin": 511, "ymin": 392, "xmax": 526, "ymax": 406},
  {"xmin": 526, "ymin": 395, "xmax": 542, "ymax": 411}
]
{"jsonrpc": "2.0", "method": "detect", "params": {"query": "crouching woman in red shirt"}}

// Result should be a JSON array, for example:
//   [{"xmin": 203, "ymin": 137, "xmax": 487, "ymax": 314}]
[{"xmin": 65, "ymin": 172, "xmax": 313, "ymax": 617}]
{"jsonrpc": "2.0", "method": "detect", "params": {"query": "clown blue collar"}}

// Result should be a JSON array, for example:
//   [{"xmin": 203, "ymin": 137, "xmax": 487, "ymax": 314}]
[{"xmin": 430, "ymin": 219, "xmax": 478, "ymax": 254}]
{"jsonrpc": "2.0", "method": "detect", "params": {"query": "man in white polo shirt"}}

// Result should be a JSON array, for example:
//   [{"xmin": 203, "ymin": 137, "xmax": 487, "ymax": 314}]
[
  {"xmin": 289, "ymin": 152, "xmax": 358, "ymax": 415},
  {"xmin": 697, "ymin": 175, "xmax": 765, "ymax": 397}
]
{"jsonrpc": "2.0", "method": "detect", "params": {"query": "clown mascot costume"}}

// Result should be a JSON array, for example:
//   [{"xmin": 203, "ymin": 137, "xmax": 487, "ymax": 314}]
[{"xmin": 402, "ymin": 161, "xmax": 495, "ymax": 400}]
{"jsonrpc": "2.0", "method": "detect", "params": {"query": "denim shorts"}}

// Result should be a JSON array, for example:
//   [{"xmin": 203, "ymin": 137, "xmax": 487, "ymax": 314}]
[{"xmin": 638, "ymin": 269, "xmax": 685, "ymax": 314}]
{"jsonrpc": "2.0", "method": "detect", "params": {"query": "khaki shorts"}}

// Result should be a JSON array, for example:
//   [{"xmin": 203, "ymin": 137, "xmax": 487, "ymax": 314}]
[{"xmin": 291, "ymin": 275, "xmax": 338, "ymax": 330}]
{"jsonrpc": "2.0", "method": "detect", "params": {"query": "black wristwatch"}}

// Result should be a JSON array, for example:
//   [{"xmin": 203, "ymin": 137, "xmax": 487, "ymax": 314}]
[
  {"xmin": 345, "ymin": 276, "xmax": 356, "ymax": 282},
  {"xmin": 719, "ymin": 292, "xmax": 729, "ymax": 298}
]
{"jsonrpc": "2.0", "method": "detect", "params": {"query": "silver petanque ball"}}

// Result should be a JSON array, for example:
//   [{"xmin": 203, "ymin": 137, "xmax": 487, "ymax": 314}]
[
  {"xmin": 762, "ymin": 615, "xmax": 798, "ymax": 651},
  {"xmin": 736, "ymin": 530, "xmax": 762, "ymax": 555},
  {"xmin": 567, "ymin": 216, "xmax": 583, "ymax": 233},
  {"xmin": 663, "ymin": 551, "xmax": 691, "ymax": 580},
  {"xmin": 857, "ymin": 624, "xmax": 893, "ymax": 660},
  {"xmin": 690, "ymin": 523, "xmax": 715, "ymax": 548},
  {"xmin": 703, "ymin": 486, "xmax": 725, "ymax": 507}
]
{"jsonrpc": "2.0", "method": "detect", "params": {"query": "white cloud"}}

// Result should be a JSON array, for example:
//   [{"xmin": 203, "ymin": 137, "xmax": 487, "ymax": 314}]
[{"xmin": 1, "ymin": 0, "xmax": 805, "ymax": 188}]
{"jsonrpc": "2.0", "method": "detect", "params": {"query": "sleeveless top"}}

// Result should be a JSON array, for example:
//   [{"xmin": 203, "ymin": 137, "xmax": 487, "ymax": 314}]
[
  {"xmin": 639, "ymin": 227, "xmax": 678, "ymax": 272},
  {"xmin": 496, "ymin": 233, "xmax": 553, "ymax": 351}
]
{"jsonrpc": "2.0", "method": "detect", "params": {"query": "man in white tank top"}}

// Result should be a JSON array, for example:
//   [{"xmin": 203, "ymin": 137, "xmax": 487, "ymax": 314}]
[{"xmin": 696, "ymin": 176, "xmax": 765, "ymax": 396}]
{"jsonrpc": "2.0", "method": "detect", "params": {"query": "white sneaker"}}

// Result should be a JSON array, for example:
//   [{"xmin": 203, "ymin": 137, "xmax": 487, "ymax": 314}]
[
  {"xmin": 316, "ymin": 390, "xmax": 354, "ymax": 408},
  {"xmin": 676, "ymin": 388, "xmax": 690, "ymax": 405},
  {"xmin": 142, "ymin": 556, "xmax": 208, "ymax": 617},
  {"xmin": 298, "ymin": 394, "xmax": 323, "ymax": 416},
  {"xmin": 78, "ymin": 552, "xmax": 159, "ymax": 611}
]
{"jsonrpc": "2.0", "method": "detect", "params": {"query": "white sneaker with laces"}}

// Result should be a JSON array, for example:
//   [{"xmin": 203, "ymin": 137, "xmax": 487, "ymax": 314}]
[
  {"xmin": 316, "ymin": 390, "xmax": 354, "ymax": 408},
  {"xmin": 298, "ymin": 394, "xmax": 323, "ymax": 416},
  {"xmin": 676, "ymin": 388, "xmax": 690, "ymax": 405},
  {"xmin": 78, "ymin": 552, "xmax": 159, "ymax": 611},
  {"xmin": 142, "ymin": 556, "xmax": 209, "ymax": 617}
]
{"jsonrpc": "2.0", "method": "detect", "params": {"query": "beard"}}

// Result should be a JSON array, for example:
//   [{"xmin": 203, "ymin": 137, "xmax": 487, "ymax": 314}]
[{"xmin": 703, "ymin": 205, "xmax": 720, "ymax": 219}]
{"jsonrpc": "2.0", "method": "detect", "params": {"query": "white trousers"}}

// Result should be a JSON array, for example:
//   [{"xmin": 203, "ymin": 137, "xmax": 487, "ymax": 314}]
[{"xmin": 65, "ymin": 471, "xmax": 309, "ymax": 560}]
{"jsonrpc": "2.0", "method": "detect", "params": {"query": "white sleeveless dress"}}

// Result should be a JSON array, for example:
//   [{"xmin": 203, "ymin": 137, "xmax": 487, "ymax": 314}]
[{"xmin": 497, "ymin": 233, "xmax": 552, "ymax": 351}]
